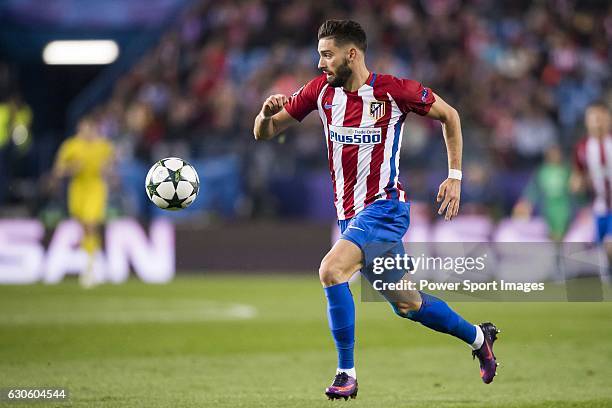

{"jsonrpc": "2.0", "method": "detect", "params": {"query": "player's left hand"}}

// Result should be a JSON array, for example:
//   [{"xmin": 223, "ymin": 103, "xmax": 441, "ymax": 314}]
[{"xmin": 436, "ymin": 178, "xmax": 461, "ymax": 221}]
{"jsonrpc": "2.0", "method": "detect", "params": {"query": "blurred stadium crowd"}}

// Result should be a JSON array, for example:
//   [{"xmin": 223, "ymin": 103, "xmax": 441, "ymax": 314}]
[{"xmin": 0, "ymin": 0, "xmax": 611, "ymax": 223}]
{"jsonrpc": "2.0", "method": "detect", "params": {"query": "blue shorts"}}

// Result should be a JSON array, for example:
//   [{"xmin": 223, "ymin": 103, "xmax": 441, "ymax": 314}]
[
  {"xmin": 338, "ymin": 199, "xmax": 411, "ymax": 284},
  {"xmin": 595, "ymin": 213, "xmax": 612, "ymax": 243}
]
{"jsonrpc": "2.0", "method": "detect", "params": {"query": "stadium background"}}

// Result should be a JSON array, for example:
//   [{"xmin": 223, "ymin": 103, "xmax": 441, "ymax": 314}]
[{"xmin": 0, "ymin": 1, "xmax": 611, "ymax": 407}]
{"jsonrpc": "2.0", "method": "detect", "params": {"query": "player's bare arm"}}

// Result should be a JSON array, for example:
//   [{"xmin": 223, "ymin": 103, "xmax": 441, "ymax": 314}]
[
  {"xmin": 49, "ymin": 155, "xmax": 75, "ymax": 192},
  {"xmin": 426, "ymin": 93, "xmax": 463, "ymax": 221},
  {"xmin": 569, "ymin": 167, "xmax": 586, "ymax": 193},
  {"xmin": 253, "ymin": 94, "xmax": 298, "ymax": 141},
  {"xmin": 51, "ymin": 160, "xmax": 67, "ymax": 181}
]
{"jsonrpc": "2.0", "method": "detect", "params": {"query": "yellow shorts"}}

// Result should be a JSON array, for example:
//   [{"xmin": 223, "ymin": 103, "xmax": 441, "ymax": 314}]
[{"xmin": 68, "ymin": 179, "xmax": 107, "ymax": 224}]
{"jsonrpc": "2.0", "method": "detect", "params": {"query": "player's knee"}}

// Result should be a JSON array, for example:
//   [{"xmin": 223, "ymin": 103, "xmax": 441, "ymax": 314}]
[
  {"xmin": 319, "ymin": 259, "xmax": 346, "ymax": 287},
  {"xmin": 392, "ymin": 300, "xmax": 422, "ymax": 318}
]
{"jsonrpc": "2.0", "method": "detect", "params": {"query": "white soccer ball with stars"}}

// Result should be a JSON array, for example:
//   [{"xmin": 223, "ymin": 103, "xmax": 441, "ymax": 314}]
[{"xmin": 145, "ymin": 157, "xmax": 199, "ymax": 210}]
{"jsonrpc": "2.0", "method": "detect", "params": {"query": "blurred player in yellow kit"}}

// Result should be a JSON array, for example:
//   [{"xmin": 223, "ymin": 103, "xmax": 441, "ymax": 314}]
[{"xmin": 52, "ymin": 117, "xmax": 114, "ymax": 287}]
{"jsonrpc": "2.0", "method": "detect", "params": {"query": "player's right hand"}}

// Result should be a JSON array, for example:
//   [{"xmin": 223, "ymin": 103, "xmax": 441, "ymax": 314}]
[{"xmin": 261, "ymin": 94, "xmax": 288, "ymax": 118}]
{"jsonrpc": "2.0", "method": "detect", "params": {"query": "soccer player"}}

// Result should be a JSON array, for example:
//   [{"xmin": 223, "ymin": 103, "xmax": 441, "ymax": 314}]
[
  {"xmin": 52, "ymin": 116, "xmax": 115, "ymax": 288},
  {"xmin": 572, "ymin": 102, "xmax": 612, "ymax": 276},
  {"xmin": 513, "ymin": 145, "xmax": 572, "ymax": 242},
  {"xmin": 253, "ymin": 20, "xmax": 500, "ymax": 399}
]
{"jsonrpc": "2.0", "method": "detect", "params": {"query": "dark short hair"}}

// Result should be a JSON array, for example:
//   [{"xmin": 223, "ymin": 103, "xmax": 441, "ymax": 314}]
[
  {"xmin": 586, "ymin": 100, "xmax": 609, "ymax": 111},
  {"xmin": 317, "ymin": 19, "xmax": 367, "ymax": 52}
]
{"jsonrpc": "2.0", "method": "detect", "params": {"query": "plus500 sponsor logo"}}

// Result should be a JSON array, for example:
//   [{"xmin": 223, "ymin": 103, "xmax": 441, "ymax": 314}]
[{"xmin": 329, "ymin": 130, "xmax": 382, "ymax": 145}]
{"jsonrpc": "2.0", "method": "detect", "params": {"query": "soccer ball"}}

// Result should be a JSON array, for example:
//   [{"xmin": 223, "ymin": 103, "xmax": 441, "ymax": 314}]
[{"xmin": 145, "ymin": 157, "xmax": 199, "ymax": 210}]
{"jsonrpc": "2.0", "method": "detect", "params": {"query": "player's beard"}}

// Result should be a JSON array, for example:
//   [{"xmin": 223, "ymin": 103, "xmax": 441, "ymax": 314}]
[{"xmin": 327, "ymin": 58, "xmax": 352, "ymax": 88}]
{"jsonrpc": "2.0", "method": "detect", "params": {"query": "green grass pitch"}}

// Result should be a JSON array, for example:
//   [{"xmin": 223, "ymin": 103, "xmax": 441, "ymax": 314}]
[{"xmin": 0, "ymin": 275, "xmax": 611, "ymax": 407}]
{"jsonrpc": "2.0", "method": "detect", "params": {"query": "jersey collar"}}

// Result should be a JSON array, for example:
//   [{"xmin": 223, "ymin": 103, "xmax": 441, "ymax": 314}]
[{"xmin": 343, "ymin": 72, "xmax": 377, "ymax": 94}]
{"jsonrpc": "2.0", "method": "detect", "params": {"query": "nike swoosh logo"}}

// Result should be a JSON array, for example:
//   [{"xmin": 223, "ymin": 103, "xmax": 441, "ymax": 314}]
[
  {"xmin": 331, "ymin": 385, "xmax": 354, "ymax": 391},
  {"xmin": 348, "ymin": 226, "xmax": 365, "ymax": 232}
]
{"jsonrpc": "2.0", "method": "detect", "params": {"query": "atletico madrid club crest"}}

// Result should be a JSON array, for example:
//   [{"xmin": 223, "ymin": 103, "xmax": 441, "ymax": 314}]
[{"xmin": 369, "ymin": 101, "xmax": 385, "ymax": 120}]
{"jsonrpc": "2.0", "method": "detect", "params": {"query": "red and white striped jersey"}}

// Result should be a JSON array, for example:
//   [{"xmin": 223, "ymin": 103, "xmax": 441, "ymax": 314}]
[
  {"xmin": 285, "ymin": 72, "xmax": 435, "ymax": 220},
  {"xmin": 574, "ymin": 135, "xmax": 612, "ymax": 215}
]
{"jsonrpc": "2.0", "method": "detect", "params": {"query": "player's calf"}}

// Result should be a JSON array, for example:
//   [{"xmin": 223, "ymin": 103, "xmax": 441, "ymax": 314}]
[
  {"xmin": 388, "ymin": 291, "xmax": 502, "ymax": 383},
  {"xmin": 320, "ymin": 239, "xmax": 363, "ymax": 399},
  {"xmin": 390, "ymin": 299, "xmax": 422, "ymax": 317}
]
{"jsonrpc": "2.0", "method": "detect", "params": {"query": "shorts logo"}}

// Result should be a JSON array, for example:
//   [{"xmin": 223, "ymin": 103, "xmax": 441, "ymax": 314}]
[
  {"xmin": 369, "ymin": 101, "xmax": 385, "ymax": 120},
  {"xmin": 328, "ymin": 125, "xmax": 382, "ymax": 145}
]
